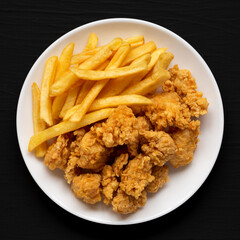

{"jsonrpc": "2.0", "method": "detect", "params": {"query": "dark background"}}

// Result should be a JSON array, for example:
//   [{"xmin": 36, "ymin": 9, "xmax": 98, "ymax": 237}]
[{"xmin": 1, "ymin": 0, "xmax": 240, "ymax": 239}]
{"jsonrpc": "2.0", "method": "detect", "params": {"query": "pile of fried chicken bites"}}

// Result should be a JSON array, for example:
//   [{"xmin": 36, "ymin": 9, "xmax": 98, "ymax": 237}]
[{"xmin": 28, "ymin": 34, "xmax": 209, "ymax": 214}]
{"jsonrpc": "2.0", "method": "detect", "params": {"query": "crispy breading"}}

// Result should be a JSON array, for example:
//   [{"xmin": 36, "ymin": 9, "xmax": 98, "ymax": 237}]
[
  {"xmin": 112, "ymin": 189, "xmax": 147, "ymax": 214},
  {"xmin": 162, "ymin": 64, "xmax": 209, "ymax": 117},
  {"xmin": 183, "ymin": 91, "xmax": 209, "ymax": 117},
  {"xmin": 146, "ymin": 165, "xmax": 169, "ymax": 193},
  {"xmin": 101, "ymin": 165, "xmax": 119, "ymax": 205},
  {"xmin": 112, "ymin": 153, "xmax": 129, "ymax": 177},
  {"xmin": 93, "ymin": 105, "xmax": 139, "ymax": 148},
  {"xmin": 127, "ymin": 116, "xmax": 152, "ymax": 157},
  {"xmin": 64, "ymin": 129, "xmax": 87, "ymax": 183},
  {"xmin": 71, "ymin": 173, "xmax": 102, "ymax": 204},
  {"xmin": 120, "ymin": 154, "xmax": 154, "ymax": 199},
  {"xmin": 170, "ymin": 127, "xmax": 200, "ymax": 168},
  {"xmin": 44, "ymin": 134, "xmax": 72, "ymax": 170},
  {"xmin": 162, "ymin": 64, "xmax": 197, "ymax": 96},
  {"xmin": 143, "ymin": 92, "xmax": 193, "ymax": 130},
  {"xmin": 140, "ymin": 130, "xmax": 177, "ymax": 166}
]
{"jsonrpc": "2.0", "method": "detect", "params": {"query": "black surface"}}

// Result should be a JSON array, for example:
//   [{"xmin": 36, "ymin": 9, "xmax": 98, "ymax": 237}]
[{"xmin": 1, "ymin": 0, "xmax": 240, "ymax": 239}]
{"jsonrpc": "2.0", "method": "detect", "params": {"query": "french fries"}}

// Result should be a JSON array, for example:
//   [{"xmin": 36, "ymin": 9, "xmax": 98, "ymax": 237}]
[
  {"xmin": 31, "ymin": 83, "xmax": 48, "ymax": 157},
  {"xmin": 65, "ymin": 42, "xmax": 131, "ymax": 122},
  {"xmin": 83, "ymin": 33, "xmax": 98, "ymax": 51},
  {"xmin": 55, "ymin": 43, "xmax": 75, "ymax": 82},
  {"xmin": 70, "ymin": 61, "xmax": 148, "ymax": 81},
  {"xmin": 97, "ymin": 53, "xmax": 152, "ymax": 98},
  {"xmin": 40, "ymin": 56, "xmax": 58, "ymax": 126},
  {"xmin": 59, "ymin": 86, "xmax": 81, "ymax": 118},
  {"xmin": 29, "ymin": 33, "xmax": 175, "ymax": 156},
  {"xmin": 28, "ymin": 108, "xmax": 115, "ymax": 152},
  {"xmin": 88, "ymin": 95, "xmax": 152, "ymax": 112},
  {"xmin": 50, "ymin": 38, "xmax": 123, "ymax": 97},
  {"xmin": 121, "ymin": 69, "xmax": 170, "ymax": 96},
  {"xmin": 121, "ymin": 41, "xmax": 156, "ymax": 66}
]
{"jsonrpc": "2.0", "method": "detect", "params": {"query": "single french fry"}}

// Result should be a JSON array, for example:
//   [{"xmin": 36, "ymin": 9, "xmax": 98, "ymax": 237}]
[
  {"xmin": 55, "ymin": 43, "xmax": 75, "ymax": 82},
  {"xmin": 98, "ymin": 54, "xmax": 151, "ymax": 98},
  {"xmin": 59, "ymin": 86, "xmax": 81, "ymax": 118},
  {"xmin": 129, "ymin": 40, "xmax": 144, "ymax": 48},
  {"xmin": 147, "ymin": 52, "xmax": 174, "ymax": 78},
  {"xmin": 88, "ymin": 94, "xmax": 152, "ymax": 112},
  {"xmin": 40, "ymin": 56, "xmax": 58, "ymax": 126},
  {"xmin": 124, "ymin": 36, "xmax": 144, "ymax": 46},
  {"xmin": 106, "ymin": 42, "xmax": 130, "ymax": 70},
  {"xmin": 83, "ymin": 33, "xmax": 98, "ymax": 52},
  {"xmin": 49, "ymin": 71, "xmax": 83, "ymax": 97},
  {"xmin": 96, "ymin": 60, "xmax": 110, "ymax": 70},
  {"xmin": 130, "ymin": 48, "xmax": 167, "ymax": 86},
  {"xmin": 51, "ymin": 92, "xmax": 68, "ymax": 121},
  {"xmin": 75, "ymin": 81, "xmax": 95, "ymax": 105},
  {"xmin": 121, "ymin": 41, "xmax": 156, "ymax": 66},
  {"xmin": 65, "ymin": 42, "xmax": 130, "ymax": 122},
  {"xmin": 121, "ymin": 69, "xmax": 170, "ymax": 96},
  {"xmin": 70, "ymin": 51, "xmax": 98, "ymax": 65},
  {"xmin": 32, "ymin": 83, "xmax": 48, "ymax": 157},
  {"xmin": 28, "ymin": 108, "xmax": 115, "ymax": 152},
  {"xmin": 79, "ymin": 38, "xmax": 122, "ymax": 70},
  {"xmin": 70, "ymin": 61, "xmax": 148, "ymax": 81}
]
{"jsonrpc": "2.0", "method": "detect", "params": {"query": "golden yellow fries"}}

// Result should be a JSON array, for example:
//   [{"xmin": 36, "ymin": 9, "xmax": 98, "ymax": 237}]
[
  {"xmin": 121, "ymin": 41, "xmax": 156, "ymax": 66},
  {"xmin": 31, "ymin": 83, "xmax": 48, "ymax": 157},
  {"xmin": 59, "ymin": 86, "xmax": 81, "ymax": 118},
  {"xmin": 29, "ymin": 33, "xmax": 175, "ymax": 156},
  {"xmin": 40, "ymin": 56, "xmax": 58, "ymax": 126},
  {"xmin": 55, "ymin": 43, "xmax": 75, "ymax": 82},
  {"xmin": 121, "ymin": 69, "xmax": 170, "ymax": 96},
  {"xmin": 88, "ymin": 95, "xmax": 152, "ymax": 112},
  {"xmin": 83, "ymin": 33, "xmax": 98, "ymax": 51},
  {"xmin": 70, "ymin": 61, "xmax": 148, "ymax": 81},
  {"xmin": 64, "ymin": 42, "xmax": 133, "ymax": 122},
  {"xmin": 28, "ymin": 108, "xmax": 115, "ymax": 152},
  {"xmin": 97, "ymin": 54, "xmax": 151, "ymax": 98}
]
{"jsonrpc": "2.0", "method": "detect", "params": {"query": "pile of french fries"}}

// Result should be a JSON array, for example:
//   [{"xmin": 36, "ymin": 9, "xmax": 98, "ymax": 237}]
[{"xmin": 28, "ymin": 33, "xmax": 174, "ymax": 156}]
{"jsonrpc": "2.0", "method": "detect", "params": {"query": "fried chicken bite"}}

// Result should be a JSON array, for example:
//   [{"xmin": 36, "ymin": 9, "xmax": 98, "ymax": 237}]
[
  {"xmin": 64, "ymin": 129, "xmax": 87, "ymax": 183},
  {"xmin": 120, "ymin": 154, "xmax": 154, "ymax": 199},
  {"xmin": 170, "ymin": 127, "xmax": 200, "ymax": 168},
  {"xmin": 162, "ymin": 64, "xmax": 209, "ymax": 117},
  {"xmin": 112, "ymin": 153, "xmax": 129, "ymax": 177},
  {"xmin": 44, "ymin": 133, "xmax": 72, "ymax": 171},
  {"xmin": 71, "ymin": 173, "xmax": 102, "ymax": 204},
  {"xmin": 183, "ymin": 91, "xmax": 209, "ymax": 117},
  {"xmin": 77, "ymin": 130, "xmax": 112, "ymax": 171},
  {"xmin": 93, "ymin": 105, "xmax": 139, "ymax": 148},
  {"xmin": 146, "ymin": 165, "xmax": 169, "ymax": 193},
  {"xmin": 101, "ymin": 165, "xmax": 119, "ymax": 205},
  {"xmin": 140, "ymin": 130, "xmax": 177, "ymax": 166},
  {"xmin": 163, "ymin": 64, "xmax": 197, "ymax": 96},
  {"xmin": 143, "ymin": 92, "xmax": 193, "ymax": 131},
  {"xmin": 127, "ymin": 116, "xmax": 153, "ymax": 157},
  {"xmin": 112, "ymin": 189, "xmax": 147, "ymax": 214}
]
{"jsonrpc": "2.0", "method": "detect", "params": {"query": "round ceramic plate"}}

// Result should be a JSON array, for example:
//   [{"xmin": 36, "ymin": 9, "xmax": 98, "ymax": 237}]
[{"xmin": 17, "ymin": 18, "xmax": 224, "ymax": 225}]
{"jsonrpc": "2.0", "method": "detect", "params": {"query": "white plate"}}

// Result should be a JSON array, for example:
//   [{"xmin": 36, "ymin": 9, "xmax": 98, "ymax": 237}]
[{"xmin": 16, "ymin": 18, "xmax": 224, "ymax": 225}]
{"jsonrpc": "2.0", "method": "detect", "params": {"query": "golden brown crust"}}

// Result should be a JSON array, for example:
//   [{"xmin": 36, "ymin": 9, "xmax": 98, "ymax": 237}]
[
  {"xmin": 120, "ymin": 154, "xmax": 154, "ymax": 199},
  {"xmin": 140, "ymin": 130, "xmax": 177, "ymax": 166},
  {"xmin": 71, "ymin": 173, "xmax": 102, "ymax": 204},
  {"xmin": 44, "ymin": 134, "xmax": 72, "ymax": 170},
  {"xmin": 146, "ymin": 165, "xmax": 169, "ymax": 193},
  {"xmin": 170, "ymin": 127, "xmax": 200, "ymax": 168},
  {"xmin": 112, "ymin": 189, "xmax": 147, "ymax": 214}
]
